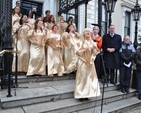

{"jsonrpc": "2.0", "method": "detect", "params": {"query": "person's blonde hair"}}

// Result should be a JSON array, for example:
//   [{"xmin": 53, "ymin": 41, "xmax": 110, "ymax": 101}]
[{"xmin": 81, "ymin": 28, "xmax": 93, "ymax": 44}]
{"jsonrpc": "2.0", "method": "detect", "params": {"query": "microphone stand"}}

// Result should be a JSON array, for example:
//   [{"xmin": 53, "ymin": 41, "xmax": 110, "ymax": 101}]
[
  {"xmin": 93, "ymin": 38, "xmax": 108, "ymax": 113},
  {"xmin": 91, "ymin": 24, "xmax": 109, "ymax": 113},
  {"xmin": 12, "ymin": 25, "xmax": 28, "ymax": 90},
  {"xmin": 12, "ymin": 25, "xmax": 22, "ymax": 88},
  {"xmin": 100, "ymin": 50, "xmax": 108, "ymax": 113}
]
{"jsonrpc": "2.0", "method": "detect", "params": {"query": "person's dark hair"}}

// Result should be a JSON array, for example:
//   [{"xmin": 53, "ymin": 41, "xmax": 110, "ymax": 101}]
[
  {"xmin": 48, "ymin": 15, "xmax": 55, "ymax": 23},
  {"xmin": 67, "ymin": 16, "xmax": 73, "ymax": 24},
  {"xmin": 108, "ymin": 24, "xmax": 115, "ymax": 28},
  {"xmin": 16, "ymin": 1, "xmax": 20, "ymax": 5},
  {"xmin": 19, "ymin": 15, "xmax": 24, "ymax": 25},
  {"xmin": 19, "ymin": 15, "xmax": 27, "ymax": 25},
  {"xmin": 34, "ymin": 19, "xmax": 43, "ymax": 32},
  {"xmin": 26, "ymin": 10, "xmax": 30, "ymax": 17},
  {"xmin": 45, "ymin": 10, "xmax": 50, "ymax": 14},
  {"xmin": 66, "ymin": 24, "xmax": 73, "ymax": 33}
]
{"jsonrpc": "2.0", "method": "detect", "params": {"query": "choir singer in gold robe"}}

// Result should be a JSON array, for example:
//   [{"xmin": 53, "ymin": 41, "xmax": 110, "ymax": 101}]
[
  {"xmin": 26, "ymin": 19, "xmax": 46, "ymax": 76},
  {"xmin": 12, "ymin": 15, "xmax": 31, "ymax": 72},
  {"xmin": 46, "ymin": 24, "xmax": 64, "ymax": 77},
  {"xmin": 62, "ymin": 24, "xmax": 81, "ymax": 73},
  {"xmin": 74, "ymin": 28, "xmax": 100, "ymax": 100}
]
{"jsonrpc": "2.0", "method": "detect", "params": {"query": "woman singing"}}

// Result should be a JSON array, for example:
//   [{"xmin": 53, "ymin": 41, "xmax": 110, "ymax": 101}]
[
  {"xmin": 74, "ymin": 28, "xmax": 100, "ymax": 100},
  {"xmin": 62, "ymin": 24, "xmax": 81, "ymax": 73},
  {"xmin": 12, "ymin": 15, "xmax": 31, "ymax": 72},
  {"xmin": 26, "ymin": 19, "xmax": 46, "ymax": 76},
  {"xmin": 46, "ymin": 24, "xmax": 64, "ymax": 77}
]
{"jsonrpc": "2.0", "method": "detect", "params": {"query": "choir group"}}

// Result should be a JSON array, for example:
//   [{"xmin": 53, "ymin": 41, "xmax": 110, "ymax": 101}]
[
  {"xmin": 11, "ymin": 0, "xmax": 141, "ymax": 101},
  {"xmin": 12, "ymin": 1, "xmax": 101, "ymax": 99}
]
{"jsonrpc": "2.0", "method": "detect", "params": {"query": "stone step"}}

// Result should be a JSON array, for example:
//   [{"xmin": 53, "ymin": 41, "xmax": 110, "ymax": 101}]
[
  {"xmin": 21, "ymin": 89, "xmax": 136, "ymax": 113},
  {"xmin": 0, "ymin": 80, "xmax": 120, "ymax": 109},
  {"xmin": 12, "ymin": 74, "xmax": 76, "ymax": 83},
  {"xmin": 74, "ymin": 96, "xmax": 141, "ymax": 113}
]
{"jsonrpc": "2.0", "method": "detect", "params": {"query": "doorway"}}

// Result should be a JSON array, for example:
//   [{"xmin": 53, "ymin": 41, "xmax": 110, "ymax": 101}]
[{"xmin": 20, "ymin": 0, "xmax": 43, "ymax": 15}]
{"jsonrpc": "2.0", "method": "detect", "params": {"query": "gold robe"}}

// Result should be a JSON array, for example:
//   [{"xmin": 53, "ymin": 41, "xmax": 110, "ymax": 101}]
[
  {"xmin": 46, "ymin": 22, "xmax": 56, "ymax": 30},
  {"xmin": 12, "ymin": 23, "xmax": 31, "ymax": 72},
  {"xmin": 27, "ymin": 18, "xmax": 35, "ymax": 29},
  {"xmin": 74, "ymin": 39, "xmax": 100, "ymax": 98},
  {"xmin": 26, "ymin": 30, "xmax": 46, "ymax": 76},
  {"xmin": 12, "ymin": 14, "xmax": 21, "ymax": 26},
  {"xmin": 62, "ymin": 32, "xmax": 82, "ymax": 73},
  {"xmin": 46, "ymin": 32, "xmax": 64, "ymax": 77},
  {"xmin": 12, "ymin": 21, "xmax": 21, "ymax": 46},
  {"xmin": 57, "ymin": 22, "xmax": 68, "ymax": 36}
]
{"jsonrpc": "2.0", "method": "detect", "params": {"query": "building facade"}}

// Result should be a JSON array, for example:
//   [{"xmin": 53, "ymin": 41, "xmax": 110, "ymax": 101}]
[{"xmin": 12, "ymin": 0, "xmax": 141, "ymax": 42}]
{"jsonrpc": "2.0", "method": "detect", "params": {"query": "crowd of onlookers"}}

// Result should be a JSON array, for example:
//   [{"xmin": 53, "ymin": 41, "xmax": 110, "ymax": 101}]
[{"xmin": 11, "ymin": 1, "xmax": 141, "ymax": 100}]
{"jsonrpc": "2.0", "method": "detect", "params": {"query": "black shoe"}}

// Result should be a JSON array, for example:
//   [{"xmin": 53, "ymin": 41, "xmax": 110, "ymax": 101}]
[
  {"xmin": 125, "ymin": 89, "xmax": 130, "ymax": 93},
  {"xmin": 79, "ymin": 98, "xmax": 84, "ymax": 102},
  {"xmin": 121, "ymin": 88, "xmax": 125, "ymax": 93},
  {"xmin": 84, "ymin": 98, "xmax": 89, "ymax": 101},
  {"xmin": 138, "ymin": 95, "xmax": 141, "ymax": 100},
  {"xmin": 110, "ymin": 81, "xmax": 115, "ymax": 84}
]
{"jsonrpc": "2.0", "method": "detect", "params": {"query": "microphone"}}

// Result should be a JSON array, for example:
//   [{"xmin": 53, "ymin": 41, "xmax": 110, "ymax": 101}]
[{"xmin": 93, "ymin": 39, "xmax": 100, "ymax": 43}]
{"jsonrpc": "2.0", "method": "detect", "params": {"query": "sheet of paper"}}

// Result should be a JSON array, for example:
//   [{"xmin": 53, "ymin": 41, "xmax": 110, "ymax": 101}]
[{"xmin": 124, "ymin": 62, "xmax": 131, "ymax": 67}]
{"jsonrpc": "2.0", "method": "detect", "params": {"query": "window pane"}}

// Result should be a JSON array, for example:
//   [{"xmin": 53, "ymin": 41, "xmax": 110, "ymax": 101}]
[
  {"xmin": 21, "ymin": 0, "xmax": 43, "ymax": 15},
  {"xmin": 101, "ymin": 3, "xmax": 107, "ymax": 35},
  {"xmin": 124, "ymin": 12, "xmax": 130, "ymax": 36}
]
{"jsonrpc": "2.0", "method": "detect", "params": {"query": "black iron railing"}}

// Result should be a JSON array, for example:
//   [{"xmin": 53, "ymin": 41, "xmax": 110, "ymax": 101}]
[{"xmin": 58, "ymin": 0, "xmax": 90, "ymax": 15}]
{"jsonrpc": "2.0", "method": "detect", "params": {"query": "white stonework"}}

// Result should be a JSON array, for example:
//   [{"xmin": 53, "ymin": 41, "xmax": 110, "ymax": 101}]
[
  {"xmin": 87, "ymin": 0, "xmax": 98, "ymax": 29},
  {"xmin": 78, "ymin": 4, "xmax": 85, "ymax": 34},
  {"xmin": 121, "ymin": 2, "xmax": 134, "ymax": 41}
]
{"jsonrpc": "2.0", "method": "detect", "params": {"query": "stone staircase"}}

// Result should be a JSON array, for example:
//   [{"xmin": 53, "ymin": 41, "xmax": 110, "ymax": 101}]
[{"xmin": 0, "ymin": 74, "xmax": 141, "ymax": 113}]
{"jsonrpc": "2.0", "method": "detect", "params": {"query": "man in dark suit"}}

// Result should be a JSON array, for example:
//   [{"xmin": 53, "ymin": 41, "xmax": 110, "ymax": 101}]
[
  {"xmin": 102, "ymin": 25, "xmax": 122, "ymax": 84},
  {"xmin": 31, "ymin": 7, "xmax": 41, "ymax": 19}
]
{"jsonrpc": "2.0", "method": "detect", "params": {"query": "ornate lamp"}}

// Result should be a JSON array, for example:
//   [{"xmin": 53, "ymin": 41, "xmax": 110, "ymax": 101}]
[
  {"xmin": 104, "ymin": 0, "xmax": 117, "ymax": 12},
  {"xmin": 104, "ymin": 0, "xmax": 117, "ymax": 26},
  {"xmin": 131, "ymin": 0, "xmax": 141, "ymax": 49},
  {"xmin": 132, "ymin": 0, "xmax": 141, "ymax": 22}
]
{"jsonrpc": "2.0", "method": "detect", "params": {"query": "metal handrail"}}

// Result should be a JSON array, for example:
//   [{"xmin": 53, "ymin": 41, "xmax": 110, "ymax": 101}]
[{"xmin": 0, "ymin": 50, "xmax": 18, "ymax": 55}]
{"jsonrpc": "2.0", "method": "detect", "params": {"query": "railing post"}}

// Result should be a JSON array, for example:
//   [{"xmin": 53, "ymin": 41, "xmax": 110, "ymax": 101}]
[{"xmin": 1, "ymin": 0, "xmax": 13, "ymax": 97}]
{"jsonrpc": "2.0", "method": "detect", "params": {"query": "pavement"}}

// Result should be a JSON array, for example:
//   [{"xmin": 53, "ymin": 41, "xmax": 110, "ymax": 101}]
[{"xmin": 125, "ymin": 106, "xmax": 141, "ymax": 113}]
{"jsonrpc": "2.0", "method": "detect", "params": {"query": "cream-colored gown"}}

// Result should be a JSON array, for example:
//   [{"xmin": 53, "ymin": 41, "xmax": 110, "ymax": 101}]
[
  {"xmin": 46, "ymin": 32, "xmax": 64, "ymax": 77},
  {"xmin": 57, "ymin": 22, "xmax": 68, "ymax": 36},
  {"xmin": 12, "ymin": 14, "xmax": 21, "ymax": 26},
  {"xmin": 62, "ymin": 32, "xmax": 82, "ymax": 73},
  {"xmin": 46, "ymin": 22, "xmax": 55, "ymax": 30},
  {"xmin": 74, "ymin": 39, "xmax": 100, "ymax": 98},
  {"xmin": 12, "ymin": 23, "xmax": 31, "ymax": 72},
  {"xmin": 26, "ymin": 30, "xmax": 46, "ymax": 76},
  {"xmin": 27, "ymin": 18, "xmax": 35, "ymax": 29}
]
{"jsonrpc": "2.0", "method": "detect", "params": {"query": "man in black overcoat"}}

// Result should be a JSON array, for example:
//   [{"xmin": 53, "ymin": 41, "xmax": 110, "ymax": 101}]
[{"xmin": 102, "ymin": 25, "xmax": 122, "ymax": 84}]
